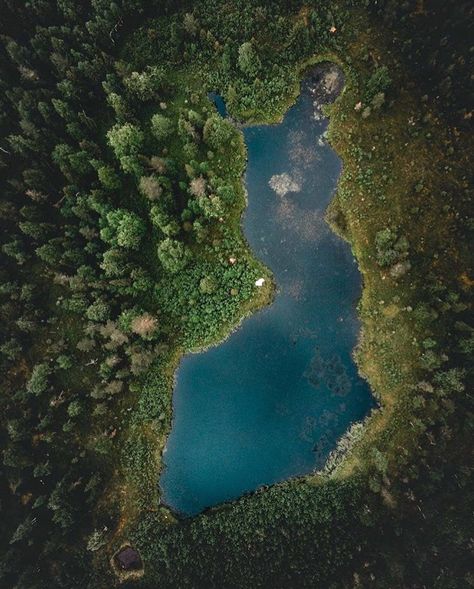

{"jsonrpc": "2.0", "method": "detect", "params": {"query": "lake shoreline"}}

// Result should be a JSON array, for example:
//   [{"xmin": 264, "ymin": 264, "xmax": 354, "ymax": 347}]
[{"xmin": 160, "ymin": 61, "xmax": 375, "ymax": 516}]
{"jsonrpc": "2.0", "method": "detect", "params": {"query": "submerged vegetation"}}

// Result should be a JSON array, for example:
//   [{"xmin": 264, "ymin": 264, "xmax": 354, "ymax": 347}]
[{"xmin": 0, "ymin": 0, "xmax": 472, "ymax": 588}]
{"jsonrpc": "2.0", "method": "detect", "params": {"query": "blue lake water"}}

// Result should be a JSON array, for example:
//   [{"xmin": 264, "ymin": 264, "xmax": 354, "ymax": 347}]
[{"xmin": 160, "ymin": 76, "xmax": 375, "ymax": 516}]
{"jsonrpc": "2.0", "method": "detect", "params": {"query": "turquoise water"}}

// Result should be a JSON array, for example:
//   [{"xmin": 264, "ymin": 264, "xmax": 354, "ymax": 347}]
[{"xmin": 160, "ymin": 78, "xmax": 374, "ymax": 516}]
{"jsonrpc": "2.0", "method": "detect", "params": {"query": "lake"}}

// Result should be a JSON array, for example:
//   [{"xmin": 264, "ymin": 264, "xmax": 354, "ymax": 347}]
[{"xmin": 160, "ymin": 68, "xmax": 375, "ymax": 516}]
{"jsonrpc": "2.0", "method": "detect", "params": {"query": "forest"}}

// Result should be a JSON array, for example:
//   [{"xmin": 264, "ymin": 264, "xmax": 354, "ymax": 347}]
[{"xmin": 0, "ymin": 0, "xmax": 472, "ymax": 588}]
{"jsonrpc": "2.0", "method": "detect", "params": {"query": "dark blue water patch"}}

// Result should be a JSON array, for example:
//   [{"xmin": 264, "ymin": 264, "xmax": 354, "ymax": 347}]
[
  {"xmin": 161, "ymin": 77, "xmax": 375, "ymax": 516},
  {"xmin": 208, "ymin": 91, "xmax": 228, "ymax": 118}
]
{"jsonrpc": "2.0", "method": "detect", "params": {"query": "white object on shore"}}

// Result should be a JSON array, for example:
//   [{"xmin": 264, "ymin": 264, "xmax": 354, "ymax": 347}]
[{"xmin": 255, "ymin": 278, "xmax": 265, "ymax": 287}]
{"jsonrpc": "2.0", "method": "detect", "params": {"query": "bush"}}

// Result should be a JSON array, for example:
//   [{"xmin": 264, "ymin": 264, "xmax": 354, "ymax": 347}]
[
  {"xmin": 86, "ymin": 299, "xmax": 111, "ymax": 322},
  {"xmin": 101, "ymin": 209, "xmax": 146, "ymax": 250},
  {"xmin": 97, "ymin": 165, "xmax": 121, "ymax": 190},
  {"xmin": 139, "ymin": 175, "xmax": 162, "ymax": 200},
  {"xmin": 124, "ymin": 66, "xmax": 165, "ymax": 101},
  {"xmin": 157, "ymin": 238, "xmax": 191, "ymax": 273},
  {"xmin": 238, "ymin": 41, "xmax": 261, "ymax": 77},
  {"xmin": 27, "ymin": 363, "xmax": 51, "ymax": 395},
  {"xmin": 203, "ymin": 115, "xmax": 235, "ymax": 151},
  {"xmin": 365, "ymin": 66, "xmax": 392, "ymax": 102},
  {"xmin": 151, "ymin": 114, "xmax": 174, "ymax": 141},
  {"xmin": 374, "ymin": 228, "xmax": 409, "ymax": 268}
]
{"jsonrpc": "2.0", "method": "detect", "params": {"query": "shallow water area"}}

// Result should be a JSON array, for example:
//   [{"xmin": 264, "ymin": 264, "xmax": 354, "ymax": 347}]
[{"xmin": 160, "ymin": 69, "xmax": 375, "ymax": 516}]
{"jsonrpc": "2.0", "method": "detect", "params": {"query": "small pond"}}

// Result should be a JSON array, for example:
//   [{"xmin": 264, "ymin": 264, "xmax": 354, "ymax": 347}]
[{"xmin": 160, "ymin": 67, "xmax": 375, "ymax": 516}]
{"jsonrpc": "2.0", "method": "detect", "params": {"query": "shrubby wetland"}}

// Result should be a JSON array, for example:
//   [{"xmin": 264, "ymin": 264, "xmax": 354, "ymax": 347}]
[{"xmin": 0, "ymin": 1, "xmax": 472, "ymax": 588}]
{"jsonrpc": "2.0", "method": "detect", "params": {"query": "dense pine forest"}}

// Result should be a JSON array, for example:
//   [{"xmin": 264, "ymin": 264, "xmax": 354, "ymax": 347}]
[{"xmin": 0, "ymin": 1, "xmax": 472, "ymax": 588}]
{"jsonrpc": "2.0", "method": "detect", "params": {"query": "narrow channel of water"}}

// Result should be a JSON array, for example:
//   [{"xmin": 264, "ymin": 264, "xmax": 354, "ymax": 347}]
[{"xmin": 160, "ymin": 68, "xmax": 375, "ymax": 516}]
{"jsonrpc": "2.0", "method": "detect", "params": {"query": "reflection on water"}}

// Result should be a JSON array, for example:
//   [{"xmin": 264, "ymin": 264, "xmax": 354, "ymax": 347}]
[{"xmin": 160, "ymin": 75, "xmax": 375, "ymax": 516}]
